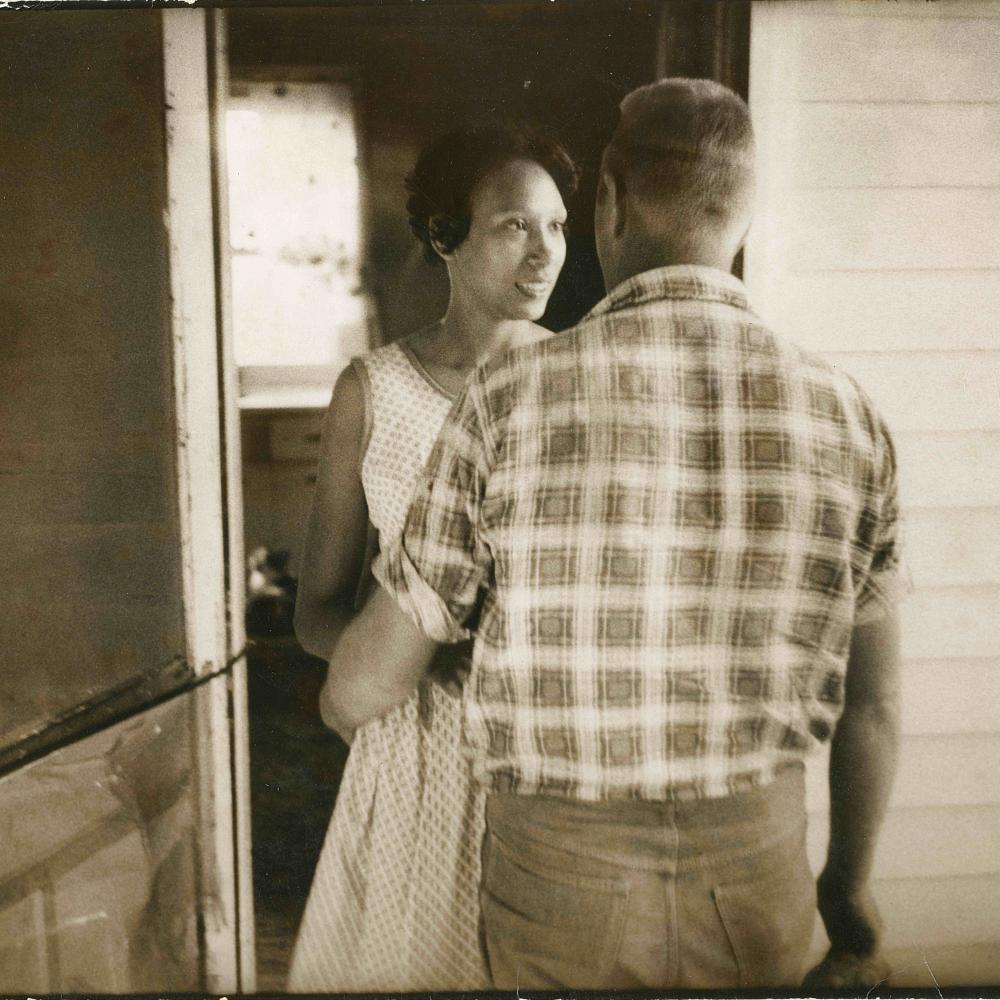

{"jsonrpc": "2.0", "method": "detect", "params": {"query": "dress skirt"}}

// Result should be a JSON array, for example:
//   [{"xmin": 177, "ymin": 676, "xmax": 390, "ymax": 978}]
[{"xmin": 287, "ymin": 682, "xmax": 488, "ymax": 991}]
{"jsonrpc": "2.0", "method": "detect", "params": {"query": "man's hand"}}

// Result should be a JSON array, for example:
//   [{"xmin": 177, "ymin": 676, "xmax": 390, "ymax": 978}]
[
  {"xmin": 804, "ymin": 612, "xmax": 901, "ymax": 990},
  {"xmin": 803, "ymin": 950, "xmax": 891, "ymax": 990},
  {"xmin": 427, "ymin": 642, "xmax": 473, "ymax": 699},
  {"xmin": 802, "ymin": 874, "xmax": 890, "ymax": 988}
]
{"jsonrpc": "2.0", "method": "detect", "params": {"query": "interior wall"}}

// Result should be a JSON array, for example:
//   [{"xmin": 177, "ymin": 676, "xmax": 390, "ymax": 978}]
[
  {"xmin": 747, "ymin": 0, "xmax": 1000, "ymax": 985},
  {"xmin": 0, "ymin": 13, "xmax": 187, "ymax": 756}
]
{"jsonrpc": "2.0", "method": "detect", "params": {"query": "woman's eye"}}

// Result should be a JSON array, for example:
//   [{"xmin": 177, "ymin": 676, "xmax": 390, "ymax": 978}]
[
  {"xmin": 504, "ymin": 219, "xmax": 528, "ymax": 232},
  {"xmin": 551, "ymin": 220, "xmax": 567, "ymax": 234}
]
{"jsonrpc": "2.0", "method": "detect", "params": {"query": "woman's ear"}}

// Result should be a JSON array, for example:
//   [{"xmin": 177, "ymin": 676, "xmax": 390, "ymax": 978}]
[{"xmin": 428, "ymin": 214, "xmax": 454, "ymax": 260}]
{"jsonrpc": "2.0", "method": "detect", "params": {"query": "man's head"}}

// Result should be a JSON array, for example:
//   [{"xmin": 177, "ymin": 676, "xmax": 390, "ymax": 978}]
[{"xmin": 594, "ymin": 78, "xmax": 755, "ymax": 288}]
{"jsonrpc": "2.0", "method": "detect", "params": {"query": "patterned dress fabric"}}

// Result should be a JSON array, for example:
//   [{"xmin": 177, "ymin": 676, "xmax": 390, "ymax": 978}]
[{"xmin": 287, "ymin": 341, "xmax": 488, "ymax": 992}]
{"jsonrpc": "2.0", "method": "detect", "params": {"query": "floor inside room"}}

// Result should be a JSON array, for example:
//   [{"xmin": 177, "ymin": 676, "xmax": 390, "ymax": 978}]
[{"xmin": 247, "ymin": 635, "xmax": 348, "ymax": 992}]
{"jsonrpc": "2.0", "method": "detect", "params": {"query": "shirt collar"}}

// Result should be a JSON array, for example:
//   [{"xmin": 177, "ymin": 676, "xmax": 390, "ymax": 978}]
[{"xmin": 585, "ymin": 264, "xmax": 750, "ymax": 321}]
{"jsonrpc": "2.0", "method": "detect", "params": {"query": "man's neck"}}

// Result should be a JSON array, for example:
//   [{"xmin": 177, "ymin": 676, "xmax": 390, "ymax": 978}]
[{"xmin": 624, "ymin": 244, "xmax": 734, "ymax": 283}]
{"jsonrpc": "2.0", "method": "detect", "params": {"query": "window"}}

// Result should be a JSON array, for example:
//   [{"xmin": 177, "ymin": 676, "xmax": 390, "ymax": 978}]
[{"xmin": 226, "ymin": 80, "xmax": 370, "ymax": 408}]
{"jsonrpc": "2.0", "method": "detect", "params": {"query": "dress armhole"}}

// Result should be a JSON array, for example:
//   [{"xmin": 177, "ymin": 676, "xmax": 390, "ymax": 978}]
[{"xmin": 350, "ymin": 356, "xmax": 374, "ymax": 478}]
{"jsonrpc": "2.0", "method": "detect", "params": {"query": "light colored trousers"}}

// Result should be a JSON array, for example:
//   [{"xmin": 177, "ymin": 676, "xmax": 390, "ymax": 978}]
[{"xmin": 480, "ymin": 765, "xmax": 815, "ymax": 990}]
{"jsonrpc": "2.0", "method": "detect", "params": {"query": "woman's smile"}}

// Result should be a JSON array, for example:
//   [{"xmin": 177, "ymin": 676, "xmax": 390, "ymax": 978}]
[{"xmin": 515, "ymin": 278, "xmax": 554, "ymax": 298}]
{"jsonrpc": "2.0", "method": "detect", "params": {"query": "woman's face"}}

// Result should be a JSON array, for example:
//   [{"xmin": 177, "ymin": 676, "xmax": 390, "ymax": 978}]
[{"xmin": 444, "ymin": 158, "xmax": 568, "ymax": 322}]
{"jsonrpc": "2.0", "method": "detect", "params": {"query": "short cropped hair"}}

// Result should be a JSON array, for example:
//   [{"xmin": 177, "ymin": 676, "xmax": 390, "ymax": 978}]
[
  {"xmin": 406, "ymin": 123, "xmax": 579, "ymax": 263},
  {"xmin": 604, "ymin": 78, "xmax": 754, "ymax": 227}
]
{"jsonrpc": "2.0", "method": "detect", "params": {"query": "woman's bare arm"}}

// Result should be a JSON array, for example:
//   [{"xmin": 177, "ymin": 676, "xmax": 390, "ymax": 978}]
[
  {"xmin": 294, "ymin": 364, "xmax": 371, "ymax": 662},
  {"xmin": 294, "ymin": 363, "xmax": 438, "ymax": 738}
]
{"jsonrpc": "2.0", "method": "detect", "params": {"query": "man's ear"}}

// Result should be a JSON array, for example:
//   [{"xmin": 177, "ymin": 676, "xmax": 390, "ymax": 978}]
[{"xmin": 598, "ymin": 168, "xmax": 627, "ymax": 239}]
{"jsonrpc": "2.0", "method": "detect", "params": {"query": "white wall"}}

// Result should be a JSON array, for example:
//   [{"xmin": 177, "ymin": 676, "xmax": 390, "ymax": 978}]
[{"xmin": 747, "ymin": 1, "xmax": 1000, "ymax": 987}]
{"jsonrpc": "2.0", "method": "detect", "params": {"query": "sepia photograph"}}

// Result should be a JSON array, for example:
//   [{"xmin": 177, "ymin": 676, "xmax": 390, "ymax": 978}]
[{"xmin": 1, "ymin": 0, "xmax": 998, "ymax": 993}]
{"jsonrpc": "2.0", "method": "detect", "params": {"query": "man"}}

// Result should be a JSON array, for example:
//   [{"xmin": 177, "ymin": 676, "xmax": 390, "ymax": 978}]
[{"xmin": 336, "ymin": 78, "xmax": 901, "ymax": 989}]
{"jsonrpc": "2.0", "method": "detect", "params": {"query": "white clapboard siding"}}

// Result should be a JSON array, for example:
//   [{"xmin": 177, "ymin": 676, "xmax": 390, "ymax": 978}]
[
  {"xmin": 788, "ymin": 13, "xmax": 1000, "ymax": 103},
  {"xmin": 805, "ymin": 734, "xmax": 1000, "ymax": 813},
  {"xmin": 750, "ymin": 2, "xmax": 1000, "ymax": 976},
  {"xmin": 819, "ymin": 353, "xmax": 1000, "ymax": 433},
  {"xmin": 792, "ymin": 104, "xmax": 1000, "ymax": 190},
  {"xmin": 873, "ymin": 875, "xmax": 1000, "ymax": 949},
  {"xmin": 899, "ymin": 586, "xmax": 1000, "ymax": 661},
  {"xmin": 902, "ymin": 508, "xmax": 1000, "ymax": 588},
  {"xmin": 895, "ymin": 431, "xmax": 1000, "ymax": 509},
  {"xmin": 762, "ymin": 271, "xmax": 1000, "ymax": 353},
  {"xmin": 804, "ymin": 876, "xmax": 1000, "ymax": 971},
  {"xmin": 881, "ymin": 944, "xmax": 1000, "ymax": 990},
  {"xmin": 901, "ymin": 660, "xmax": 1000, "ymax": 736},
  {"xmin": 784, "ymin": 190, "xmax": 1000, "ymax": 272},
  {"xmin": 810, "ymin": 0, "xmax": 1000, "ymax": 19},
  {"xmin": 806, "ymin": 805, "xmax": 1000, "ymax": 881}
]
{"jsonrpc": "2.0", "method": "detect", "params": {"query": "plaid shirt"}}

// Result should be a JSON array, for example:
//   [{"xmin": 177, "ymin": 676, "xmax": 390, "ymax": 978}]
[{"xmin": 375, "ymin": 266, "xmax": 900, "ymax": 802}]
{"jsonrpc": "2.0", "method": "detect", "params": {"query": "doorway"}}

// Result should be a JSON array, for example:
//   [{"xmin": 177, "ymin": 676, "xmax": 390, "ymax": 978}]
[{"xmin": 220, "ymin": 3, "xmax": 748, "ymax": 987}]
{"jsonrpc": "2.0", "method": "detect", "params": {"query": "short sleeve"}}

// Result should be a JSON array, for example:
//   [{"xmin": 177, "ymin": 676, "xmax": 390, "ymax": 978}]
[{"xmin": 854, "ymin": 416, "xmax": 902, "ymax": 625}]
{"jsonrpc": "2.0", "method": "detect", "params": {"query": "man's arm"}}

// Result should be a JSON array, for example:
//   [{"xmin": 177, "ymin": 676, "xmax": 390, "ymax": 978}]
[
  {"xmin": 319, "ymin": 585, "xmax": 438, "ymax": 741},
  {"xmin": 803, "ymin": 609, "xmax": 901, "ymax": 988}
]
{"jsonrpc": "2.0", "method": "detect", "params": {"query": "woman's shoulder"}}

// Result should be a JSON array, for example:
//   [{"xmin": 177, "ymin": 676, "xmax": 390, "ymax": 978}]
[{"xmin": 352, "ymin": 338, "xmax": 407, "ymax": 375}]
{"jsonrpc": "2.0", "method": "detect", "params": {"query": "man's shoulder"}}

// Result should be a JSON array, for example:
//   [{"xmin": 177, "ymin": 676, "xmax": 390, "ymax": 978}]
[
  {"xmin": 753, "ymin": 323, "xmax": 890, "ymax": 445},
  {"xmin": 477, "ymin": 318, "xmax": 596, "ymax": 381}
]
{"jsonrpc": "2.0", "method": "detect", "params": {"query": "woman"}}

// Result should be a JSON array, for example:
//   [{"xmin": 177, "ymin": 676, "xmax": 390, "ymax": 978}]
[{"xmin": 288, "ymin": 124, "xmax": 577, "ymax": 992}]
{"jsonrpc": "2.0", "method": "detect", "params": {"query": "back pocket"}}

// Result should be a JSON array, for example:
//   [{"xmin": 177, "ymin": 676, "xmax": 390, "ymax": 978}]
[
  {"xmin": 480, "ymin": 831, "xmax": 629, "ymax": 989},
  {"xmin": 712, "ymin": 847, "xmax": 816, "ymax": 987}
]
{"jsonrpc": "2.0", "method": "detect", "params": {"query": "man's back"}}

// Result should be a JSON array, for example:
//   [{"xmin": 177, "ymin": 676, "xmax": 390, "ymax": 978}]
[
  {"xmin": 374, "ymin": 76, "xmax": 903, "ymax": 990},
  {"xmin": 442, "ymin": 265, "xmax": 900, "ymax": 800}
]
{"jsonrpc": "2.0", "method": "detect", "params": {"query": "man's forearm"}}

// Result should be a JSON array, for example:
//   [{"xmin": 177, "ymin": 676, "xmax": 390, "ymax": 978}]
[
  {"xmin": 825, "ymin": 699, "xmax": 900, "ymax": 893},
  {"xmin": 294, "ymin": 598, "xmax": 354, "ymax": 662},
  {"xmin": 818, "ymin": 611, "xmax": 901, "ymax": 958},
  {"xmin": 318, "ymin": 585, "xmax": 438, "ymax": 739}
]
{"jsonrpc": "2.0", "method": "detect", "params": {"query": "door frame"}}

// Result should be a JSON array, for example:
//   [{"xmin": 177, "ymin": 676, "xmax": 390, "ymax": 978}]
[{"xmin": 162, "ymin": 9, "xmax": 255, "ymax": 992}]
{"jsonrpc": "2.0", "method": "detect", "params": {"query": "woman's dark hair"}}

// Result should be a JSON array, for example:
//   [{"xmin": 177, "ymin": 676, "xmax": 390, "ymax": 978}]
[{"xmin": 405, "ymin": 123, "xmax": 579, "ymax": 263}]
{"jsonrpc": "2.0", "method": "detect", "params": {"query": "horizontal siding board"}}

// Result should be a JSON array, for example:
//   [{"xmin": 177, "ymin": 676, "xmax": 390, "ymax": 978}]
[
  {"xmin": 790, "ymin": 14, "xmax": 1000, "ymax": 102},
  {"xmin": 807, "ymin": 805, "xmax": 1000, "ymax": 880},
  {"xmin": 900, "ymin": 586, "xmax": 1000, "ymax": 661},
  {"xmin": 901, "ymin": 659, "xmax": 1000, "ymax": 735},
  {"xmin": 805, "ymin": 732, "xmax": 1000, "ymax": 812},
  {"xmin": 804, "ymin": 877, "xmax": 1000, "ymax": 976},
  {"xmin": 881, "ymin": 942, "xmax": 1000, "ymax": 989},
  {"xmin": 783, "ymin": 190, "xmax": 1000, "ymax": 272},
  {"xmin": 760, "ymin": 271, "xmax": 1000, "ymax": 354},
  {"xmin": 773, "ymin": 0, "xmax": 1000, "ymax": 19},
  {"xmin": 751, "ymin": 2, "xmax": 1000, "ymax": 976},
  {"xmin": 792, "ymin": 103, "xmax": 1000, "ymax": 189},
  {"xmin": 902, "ymin": 508, "xmax": 1000, "ymax": 588},
  {"xmin": 805, "ymin": 938, "xmax": 1000, "ymax": 988},
  {"xmin": 818, "ymin": 353, "xmax": 1000, "ymax": 433},
  {"xmin": 875, "ymin": 874, "xmax": 1000, "ymax": 949},
  {"xmin": 896, "ymin": 431, "xmax": 1000, "ymax": 509}
]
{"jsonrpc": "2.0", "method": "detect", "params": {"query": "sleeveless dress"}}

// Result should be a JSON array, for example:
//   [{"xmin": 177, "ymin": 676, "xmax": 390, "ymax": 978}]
[{"xmin": 287, "ymin": 341, "xmax": 489, "ymax": 992}]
